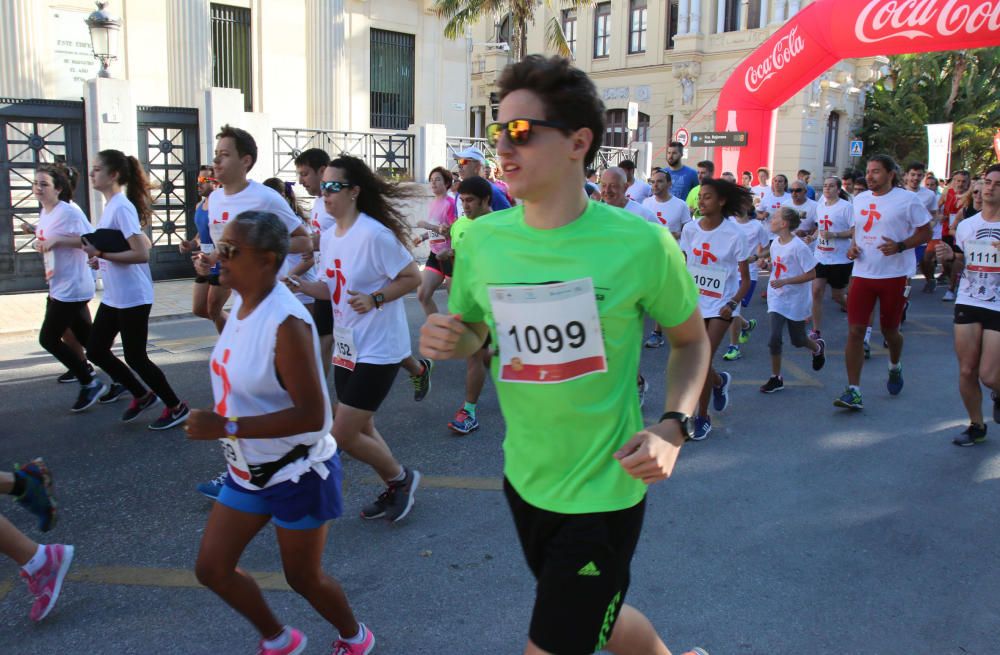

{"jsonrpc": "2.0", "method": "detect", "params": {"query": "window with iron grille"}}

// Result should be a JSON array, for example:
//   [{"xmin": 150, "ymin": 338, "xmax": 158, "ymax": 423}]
[
  {"xmin": 594, "ymin": 3, "xmax": 611, "ymax": 59},
  {"xmin": 666, "ymin": 0, "xmax": 679, "ymax": 49},
  {"xmin": 605, "ymin": 108, "xmax": 649, "ymax": 147},
  {"xmin": 562, "ymin": 9, "xmax": 577, "ymax": 57},
  {"xmin": 210, "ymin": 4, "xmax": 253, "ymax": 112},
  {"xmin": 629, "ymin": 0, "xmax": 647, "ymax": 53},
  {"xmin": 370, "ymin": 29, "xmax": 415, "ymax": 130}
]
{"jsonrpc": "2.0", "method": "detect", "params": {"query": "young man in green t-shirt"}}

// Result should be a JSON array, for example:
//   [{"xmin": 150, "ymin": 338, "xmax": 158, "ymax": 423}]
[{"xmin": 419, "ymin": 56, "xmax": 711, "ymax": 655}]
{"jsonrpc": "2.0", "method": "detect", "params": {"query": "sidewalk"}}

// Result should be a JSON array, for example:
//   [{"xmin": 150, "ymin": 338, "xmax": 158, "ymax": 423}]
[{"xmin": 0, "ymin": 278, "xmax": 199, "ymax": 339}]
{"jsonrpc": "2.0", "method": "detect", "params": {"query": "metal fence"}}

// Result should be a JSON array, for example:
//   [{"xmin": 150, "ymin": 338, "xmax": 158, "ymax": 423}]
[
  {"xmin": 445, "ymin": 137, "xmax": 636, "ymax": 170},
  {"xmin": 210, "ymin": 3, "xmax": 253, "ymax": 112},
  {"xmin": 273, "ymin": 128, "xmax": 414, "ymax": 181}
]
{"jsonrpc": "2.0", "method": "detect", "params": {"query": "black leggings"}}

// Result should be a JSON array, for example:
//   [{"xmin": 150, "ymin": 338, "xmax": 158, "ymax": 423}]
[
  {"xmin": 39, "ymin": 297, "xmax": 94, "ymax": 384},
  {"xmin": 86, "ymin": 303, "xmax": 180, "ymax": 407}
]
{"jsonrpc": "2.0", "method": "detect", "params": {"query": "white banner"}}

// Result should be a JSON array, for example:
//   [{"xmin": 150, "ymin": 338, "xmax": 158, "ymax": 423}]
[{"xmin": 926, "ymin": 123, "xmax": 953, "ymax": 181}]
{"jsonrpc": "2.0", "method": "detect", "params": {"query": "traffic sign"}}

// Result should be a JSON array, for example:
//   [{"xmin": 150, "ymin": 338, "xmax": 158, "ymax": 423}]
[
  {"xmin": 690, "ymin": 131, "xmax": 748, "ymax": 147},
  {"xmin": 850, "ymin": 140, "xmax": 864, "ymax": 157},
  {"xmin": 675, "ymin": 128, "xmax": 690, "ymax": 147}
]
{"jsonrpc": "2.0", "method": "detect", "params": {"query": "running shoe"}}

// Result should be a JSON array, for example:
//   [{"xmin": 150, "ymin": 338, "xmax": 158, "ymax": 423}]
[
  {"xmin": 712, "ymin": 371, "xmax": 731, "ymax": 412},
  {"xmin": 722, "ymin": 345, "xmax": 742, "ymax": 361},
  {"xmin": 942, "ymin": 290, "xmax": 956, "ymax": 301},
  {"xmin": 448, "ymin": 409, "xmax": 480, "ymax": 435},
  {"xmin": 20, "ymin": 543, "xmax": 74, "ymax": 621},
  {"xmin": 922, "ymin": 279, "xmax": 936, "ymax": 293},
  {"xmin": 257, "ymin": 627, "xmax": 307, "ymax": 655},
  {"xmin": 863, "ymin": 341, "xmax": 871, "ymax": 360},
  {"xmin": 644, "ymin": 331, "xmax": 665, "ymax": 349},
  {"xmin": 833, "ymin": 387, "xmax": 864, "ymax": 410},
  {"xmin": 812, "ymin": 338, "xmax": 826, "ymax": 371},
  {"xmin": 330, "ymin": 624, "xmax": 375, "ymax": 655},
  {"xmin": 57, "ymin": 363, "xmax": 94, "ymax": 384},
  {"xmin": 760, "ymin": 375, "xmax": 784, "ymax": 393},
  {"xmin": 384, "ymin": 467, "xmax": 421, "ymax": 523},
  {"xmin": 14, "ymin": 458, "xmax": 57, "ymax": 532},
  {"xmin": 98, "ymin": 382, "xmax": 127, "ymax": 404},
  {"xmin": 410, "ymin": 359, "xmax": 433, "ymax": 402},
  {"xmin": 196, "ymin": 471, "xmax": 228, "ymax": 499},
  {"xmin": 148, "ymin": 402, "xmax": 190, "ymax": 431},
  {"xmin": 360, "ymin": 488, "xmax": 392, "ymax": 520},
  {"xmin": 71, "ymin": 381, "xmax": 108, "ymax": 413},
  {"xmin": 638, "ymin": 375, "xmax": 648, "ymax": 409},
  {"xmin": 681, "ymin": 649, "xmax": 710, "ymax": 655},
  {"xmin": 738, "ymin": 318, "xmax": 757, "ymax": 344},
  {"xmin": 887, "ymin": 365, "xmax": 904, "ymax": 396},
  {"xmin": 993, "ymin": 391, "xmax": 999, "ymax": 424},
  {"xmin": 952, "ymin": 423, "xmax": 987, "ymax": 447},
  {"xmin": 808, "ymin": 329, "xmax": 821, "ymax": 341},
  {"xmin": 690, "ymin": 416, "xmax": 711, "ymax": 441},
  {"xmin": 937, "ymin": 272, "xmax": 948, "ymax": 282},
  {"xmin": 121, "ymin": 392, "xmax": 158, "ymax": 422}
]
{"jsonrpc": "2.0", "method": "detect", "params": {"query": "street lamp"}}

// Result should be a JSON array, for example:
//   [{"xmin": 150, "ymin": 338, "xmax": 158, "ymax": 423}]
[{"xmin": 86, "ymin": 1, "xmax": 122, "ymax": 78}]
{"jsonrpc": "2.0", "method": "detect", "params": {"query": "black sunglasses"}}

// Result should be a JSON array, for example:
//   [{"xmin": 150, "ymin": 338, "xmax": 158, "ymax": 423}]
[
  {"xmin": 486, "ymin": 118, "xmax": 570, "ymax": 147},
  {"xmin": 320, "ymin": 180, "xmax": 353, "ymax": 194}
]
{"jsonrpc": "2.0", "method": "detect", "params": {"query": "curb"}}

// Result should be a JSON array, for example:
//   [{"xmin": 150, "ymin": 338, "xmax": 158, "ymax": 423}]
[{"xmin": 0, "ymin": 310, "xmax": 198, "ymax": 342}]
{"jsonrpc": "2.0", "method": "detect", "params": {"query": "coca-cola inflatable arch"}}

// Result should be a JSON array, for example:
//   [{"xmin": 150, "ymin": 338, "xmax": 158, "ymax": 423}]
[{"xmin": 715, "ymin": 0, "xmax": 1000, "ymax": 175}]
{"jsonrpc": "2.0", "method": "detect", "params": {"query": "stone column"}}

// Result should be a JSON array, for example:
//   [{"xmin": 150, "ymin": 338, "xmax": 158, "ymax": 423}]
[
  {"xmin": 166, "ymin": 0, "xmax": 212, "ymax": 108},
  {"xmin": 306, "ymin": 0, "xmax": 347, "ymax": 130},
  {"xmin": 789, "ymin": 0, "xmax": 801, "ymax": 17},
  {"xmin": 770, "ymin": 0, "xmax": 786, "ymax": 25},
  {"xmin": 689, "ymin": 0, "xmax": 702, "ymax": 35},
  {"xmin": 759, "ymin": 0, "xmax": 770, "ymax": 28},
  {"xmin": 0, "ymin": 0, "xmax": 46, "ymax": 98},
  {"xmin": 717, "ymin": 0, "xmax": 727, "ymax": 33},
  {"xmin": 677, "ymin": 0, "xmax": 690, "ymax": 35}
]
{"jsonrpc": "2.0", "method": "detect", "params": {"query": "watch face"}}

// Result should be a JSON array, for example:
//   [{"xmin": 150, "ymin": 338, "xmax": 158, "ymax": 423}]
[
  {"xmin": 682, "ymin": 418, "xmax": 696, "ymax": 438},
  {"xmin": 225, "ymin": 421, "xmax": 238, "ymax": 436}
]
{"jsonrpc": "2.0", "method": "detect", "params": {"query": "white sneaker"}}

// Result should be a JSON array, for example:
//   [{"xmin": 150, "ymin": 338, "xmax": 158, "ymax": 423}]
[{"xmin": 942, "ymin": 290, "xmax": 956, "ymax": 301}]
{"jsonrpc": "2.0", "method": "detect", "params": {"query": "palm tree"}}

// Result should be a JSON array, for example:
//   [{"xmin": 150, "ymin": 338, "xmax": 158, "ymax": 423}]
[{"xmin": 433, "ymin": 0, "xmax": 591, "ymax": 61}]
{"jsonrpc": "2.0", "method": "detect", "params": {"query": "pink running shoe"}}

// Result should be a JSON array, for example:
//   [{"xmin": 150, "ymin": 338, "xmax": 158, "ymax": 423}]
[
  {"xmin": 19, "ymin": 543, "xmax": 75, "ymax": 621},
  {"xmin": 330, "ymin": 623, "xmax": 375, "ymax": 655},
  {"xmin": 257, "ymin": 627, "xmax": 307, "ymax": 655}
]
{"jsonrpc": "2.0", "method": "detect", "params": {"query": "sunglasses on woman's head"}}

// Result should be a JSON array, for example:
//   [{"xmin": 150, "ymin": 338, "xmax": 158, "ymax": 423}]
[
  {"xmin": 320, "ymin": 180, "xmax": 352, "ymax": 194},
  {"xmin": 486, "ymin": 118, "xmax": 570, "ymax": 147}
]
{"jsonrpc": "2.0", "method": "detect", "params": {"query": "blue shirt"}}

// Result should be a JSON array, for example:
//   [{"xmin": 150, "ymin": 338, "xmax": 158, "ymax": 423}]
[
  {"xmin": 193, "ymin": 200, "xmax": 220, "ymax": 274},
  {"xmin": 491, "ymin": 183, "xmax": 512, "ymax": 211},
  {"xmin": 667, "ymin": 166, "xmax": 699, "ymax": 201}
]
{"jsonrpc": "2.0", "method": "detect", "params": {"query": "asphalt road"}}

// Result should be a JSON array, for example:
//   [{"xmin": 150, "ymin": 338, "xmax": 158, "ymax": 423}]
[{"xmin": 1, "ymin": 284, "xmax": 997, "ymax": 655}]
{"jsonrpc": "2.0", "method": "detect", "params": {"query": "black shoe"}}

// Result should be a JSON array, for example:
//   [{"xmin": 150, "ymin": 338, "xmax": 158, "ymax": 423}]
[
  {"xmin": 953, "ymin": 423, "xmax": 987, "ymax": 447},
  {"xmin": 384, "ymin": 467, "xmax": 421, "ymax": 523},
  {"xmin": 812, "ymin": 338, "xmax": 826, "ymax": 371},
  {"xmin": 121, "ymin": 392, "xmax": 159, "ymax": 422},
  {"xmin": 993, "ymin": 391, "xmax": 999, "ymax": 425},
  {"xmin": 71, "ymin": 382, "xmax": 108, "ymax": 413},
  {"xmin": 759, "ymin": 376, "xmax": 784, "ymax": 393},
  {"xmin": 410, "ymin": 359, "xmax": 433, "ymax": 402},
  {"xmin": 148, "ymin": 402, "xmax": 190, "ymax": 431},
  {"xmin": 360, "ymin": 488, "xmax": 392, "ymax": 520},
  {"xmin": 98, "ymin": 382, "xmax": 128, "ymax": 404},
  {"xmin": 57, "ymin": 363, "xmax": 94, "ymax": 384}
]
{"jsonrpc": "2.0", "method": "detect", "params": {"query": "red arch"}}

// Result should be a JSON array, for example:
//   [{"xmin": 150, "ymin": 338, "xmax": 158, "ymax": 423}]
[{"xmin": 715, "ymin": 0, "xmax": 1000, "ymax": 176}]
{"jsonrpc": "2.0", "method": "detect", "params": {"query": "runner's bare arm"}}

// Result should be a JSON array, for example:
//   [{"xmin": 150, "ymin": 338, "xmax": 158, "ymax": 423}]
[
  {"xmin": 419, "ymin": 314, "xmax": 489, "ymax": 361},
  {"xmin": 287, "ymin": 225, "xmax": 312, "ymax": 254}
]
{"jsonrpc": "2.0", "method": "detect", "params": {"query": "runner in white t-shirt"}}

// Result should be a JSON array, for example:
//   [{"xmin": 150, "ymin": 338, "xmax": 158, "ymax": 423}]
[
  {"xmin": 32, "ymin": 166, "xmax": 105, "ymax": 412},
  {"xmin": 81, "ymin": 149, "xmax": 189, "ymax": 431},
  {"xmin": 810, "ymin": 177, "xmax": 855, "ymax": 339},
  {"xmin": 291, "ymin": 155, "xmax": 425, "ymax": 523},
  {"xmin": 788, "ymin": 181, "xmax": 819, "ymax": 247},
  {"xmin": 184, "ymin": 211, "xmax": 374, "ymax": 655},
  {"xmin": 641, "ymin": 169, "xmax": 691, "ymax": 240},
  {"xmin": 934, "ymin": 164, "xmax": 1000, "ymax": 446},
  {"xmin": 721, "ymin": 209, "xmax": 769, "ymax": 362},
  {"xmin": 263, "ymin": 176, "xmax": 318, "ymax": 308},
  {"xmin": 750, "ymin": 167, "xmax": 770, "ymax": 209},
  {"xmin": 759, "ymin": 174, "xmax": 791, "ymax": 220},
  {"xmin": 904, "ymin": 162, "xmax": 944, "ymax": 293},
  {"xmin": 679, "ymin": 179, "xmax": 753, "ymax": 440},
  {"xmin": 834, "ymin": 155, "xmax": 932, "ymax": 411},
  {"xmin": 621, "ymin": 159, "xmax": 652, "ymax": 203},
  {"xmin": 758, "ymin": 207, "xmax": 825, "ymax": 393}
]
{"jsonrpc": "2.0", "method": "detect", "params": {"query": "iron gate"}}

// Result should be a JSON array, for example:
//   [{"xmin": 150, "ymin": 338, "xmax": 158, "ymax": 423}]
[
  {"xmin": 136, "ymin": 106, "xmax": 201, "ymax": 280},
  {"xmin": 0, "ymin": 98, "xmax": 89, "ymax": 293}
]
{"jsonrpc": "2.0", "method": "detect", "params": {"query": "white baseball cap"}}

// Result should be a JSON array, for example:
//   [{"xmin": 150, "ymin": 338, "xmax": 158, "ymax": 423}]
[{"xmin": 453, "ymin": 147, "xmax": 487, "ymax": 166}]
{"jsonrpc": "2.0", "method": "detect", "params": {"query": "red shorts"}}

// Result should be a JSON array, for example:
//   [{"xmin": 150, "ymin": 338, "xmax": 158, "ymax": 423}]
[{"xmin": 847, "ymin": 276, "xmax": 908, "ymax": 331}]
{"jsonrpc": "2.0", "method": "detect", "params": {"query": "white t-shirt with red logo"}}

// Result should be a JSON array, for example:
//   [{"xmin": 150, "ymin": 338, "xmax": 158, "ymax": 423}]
[
  {"xmin": 641, "ymin": 195, "xmax": 690, "ymax": 235},
  {"xmin": 766, "ymin": 236, "xmax": 817, "ymax": 321},
  {"xmin": 851, "ymin": 187, "xmax": 931, "ymax": 279},
  {"xmin": 730, "ymin": 217, "xmax": 770, "ymax": 281},
  {"xmin": 97, "ymin": 192, "xmax": 154, "ymax": 309},
  {"xmin": 679, "ymin": 218, "xmax": 751, "ymax": 318},
  {"xmin": 954, "ymin": 213, "xmax": 1000, "ymax": 312},
  {"xmin": 318, "ymin": 213, "xmax": 414, "ymax": 364},
  {"xmin": 623, "ymin": 199, "xmax": 657, "ymax": 224},
  {"xmin": 751, "ymin": 185, "xmax": 770, "ymax": 204},
  {"xmin": 310, "ymin": 196, "xmax": 336, "ymax": 234},
  {"xmin": 790, "ymin": 198, "xmax": 818, "ymax": 234},
  {"xmin": 814, "ymin": 198, "xmax": 855, "ymax": 265},
  {"xmin": 760, "ymin": 191, "xmax": 790, "ymax": 216},
  {"xmin": 626, "ymin": 179, "xmax": 652, "ymax": 203},
  {"xmin": 37, "ymin": 201, "xmax": 95, "ymax": 303}
]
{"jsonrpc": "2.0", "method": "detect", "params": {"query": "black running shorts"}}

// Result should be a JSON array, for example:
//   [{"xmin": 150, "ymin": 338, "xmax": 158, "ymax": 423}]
[
  {"xmin": 955, "ymin": 304, "xmax": 1000, "ymax": 332},
  {"xmin": 503, "ymin": 478, "xmax": 645, "ymax": 655},
  {"xmin": 333, "ymin": 362, "xmax": 400, "ymax": 412},
  {"xmin": 313, "ymin": 299, "xmax": 333, "ymax": 337},
  {"xmin": 815, "ymin": 262, "xmax": 853, "ymax": 290}
]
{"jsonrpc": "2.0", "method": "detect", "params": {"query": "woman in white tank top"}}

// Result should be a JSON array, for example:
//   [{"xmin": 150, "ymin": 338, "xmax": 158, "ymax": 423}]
[{"xmin": 184, "ymin": 211, "xmax": 374, "ymax": 654}]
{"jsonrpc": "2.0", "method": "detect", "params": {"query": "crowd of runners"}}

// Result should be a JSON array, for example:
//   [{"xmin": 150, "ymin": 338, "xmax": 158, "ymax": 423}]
[{"xmin": 4, "ymin": 53, "xmax": 999, "ymax": 655}]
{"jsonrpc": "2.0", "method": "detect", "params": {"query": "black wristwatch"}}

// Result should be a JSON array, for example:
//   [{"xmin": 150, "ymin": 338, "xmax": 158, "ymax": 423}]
[
  {"xmin": 371, "ymin": 292, "xmax": 385, "ymax": 310},
  {"xmin": 659, "ymin": 411, "xmax": 696, "ymax": 440},
  {"xmin": 727, "ymin": 300, "xmax": 739, "ymax": 310},
  {"xmin": 896, "ymin": 241, "xmax": 906, "ymax": 253}
]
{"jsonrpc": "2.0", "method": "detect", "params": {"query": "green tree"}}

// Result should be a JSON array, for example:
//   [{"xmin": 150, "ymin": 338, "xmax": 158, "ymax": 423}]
[
  {"xmin": 859, "ymin": 48, "xmax": 1000, "ymax": 175},
  {"xmin": 433, "ymin": 0, "xmax": 591, "ymax": 61}
]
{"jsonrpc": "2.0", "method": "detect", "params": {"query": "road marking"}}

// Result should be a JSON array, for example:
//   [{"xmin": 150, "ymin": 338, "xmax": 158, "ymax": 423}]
[
  {"xmin": 0, "ymin": 577, "xmax": 12, "ymax": 603},
  {"xmin": 782, "ymin": 360, "xmax": 824, "ymax": 388},
  {"xmin": 152, "ymin": 335, "xmax": 219, "ymax": 354},
  {"xmin": 905, "ymin": 319, "xmax": 948, "ymax": 336}
]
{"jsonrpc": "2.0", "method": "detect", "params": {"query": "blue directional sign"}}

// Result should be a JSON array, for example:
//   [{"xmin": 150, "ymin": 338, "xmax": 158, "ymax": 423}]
[{"xmin": 850, "ymin": 140, "xmax": 864, "ymax": 157}]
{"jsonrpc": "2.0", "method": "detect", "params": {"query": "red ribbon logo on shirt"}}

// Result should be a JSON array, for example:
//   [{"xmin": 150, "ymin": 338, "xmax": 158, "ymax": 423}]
[
  {"xmin": 773, "ymin": 255, "xmax": 788, "ymax": 279},
  {"xmin": 692, "ymin": 242, "xmax": 718, "ymax": 266},
  {"xmin": 211, "ymin": 348, "xmax": 232, "ymax": 417},
  {"xmin": 819, "ymin": 216, "xmax": 833, "ymax": 232},
  {"xmin": 311, "ymin": 212, "xmax": 321, "ymax": 231},
  {"xmin": 325, "ymin": 259, "xmax": 346, "ymax": 304},
  {"xmin": 656, "ymin": 211, "xmax": 667, "ymax": 225},
  {"xmin": 860, "ymin": 203, "xmax": 881, "ymax": 232}
]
